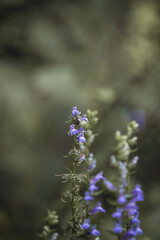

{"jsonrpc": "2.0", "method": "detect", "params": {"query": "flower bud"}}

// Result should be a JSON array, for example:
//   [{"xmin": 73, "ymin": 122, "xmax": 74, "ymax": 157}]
[
  {"xmin": 80, "ymin": 120, "xmax": 88, "ymax": 128},
  {"xmin": 129, "ymin": 136, "xmax": 138, "ymax": 145},
  {"xmin": 115, "ymin": 131, "xmax": 121, "ymax": 141},
  {"xmin": 111, "ymin": 155, "xmax": 118, "ymax": 166}
]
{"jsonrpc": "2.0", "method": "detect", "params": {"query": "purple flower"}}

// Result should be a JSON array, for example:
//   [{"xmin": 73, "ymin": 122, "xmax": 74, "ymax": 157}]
[
  {"xmin": 91, "ymin": 171, "xmax": 105, "ymax": 183},
  {"xmin": 104, "ymin": 179, "xmax": 117, "ymax": 191},
  {"xmin": 124, "ymin": 229, "xmax": 137, "ymax": 237},
  {"xmin": 89, "ymin": 202, "xmax": 106, "ymax": 215},
  {"xmin": 76, "ymin": 133, "xmax": 86, "ymax": 143},
  {"xmin": 78, "ymin": 155, "xmax": 85, "ymax": 164},
  {"xmin": 72, "ymin": 106, "xmax": 81, "ymax": 117},
  {"xmin": 118, "ymin": 194, "xmax": 127, "ymax": 204},
  {"xmin": 112, "ymin": 208, "xmax": 123, "ymax": 219},
  {"xmin": 125, "ymin": 201, "xmax": 138, "ymax": 210},
  {"xmin": 79, "ymin": 154, "xmax": 85, "ymax": 161},
  {"xmin": 132, "ymin": 184, "xmax": 144, "ymax": 201},
  {"xmin": 69, "ymin": 125, "xmax": 78, "ymax": 136},
  {"xmin": 88, "ymin": 225, "xmax": 100, "ymax": 236},
  {"xmin": 89, "ymin": 182, "xmax": 99, "ymax": 192},
  {"xmin": 136, "ymin": 227, "xmax": 143, "ymax": 235},
  {"xmin": 113, "ymin": 223, "xmax": 123, "ymax": 234},
  {"xmin": 128, "ymin": 208, "xmax": 138, "ymax": 216},
  {"xmin": 89, "ymin": 160, "xmax": 96, "ymax": 171},
  {"xmin": 84, "ymin": 191, "xmax": 93, "ymax": 202},
  {"xmin": 78, "ymin": 127, "xmax": 85, "ymax": 133},
  {"xmin": 81, "ymin": 219, "xmax": 90, "ymax": 230},
  {"xmin": 82, "ymin": 114, "xmax": 89, "ymax": 122},
  {"xmin": 131, "ymin": 217, "xmax": 140, "ymax": 225}
]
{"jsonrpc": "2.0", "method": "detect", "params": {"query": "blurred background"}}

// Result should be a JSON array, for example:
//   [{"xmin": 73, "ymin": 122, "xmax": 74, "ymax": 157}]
[{"xmin": 0, "ymin": 0, "xmax": 160, "ymax": 239}]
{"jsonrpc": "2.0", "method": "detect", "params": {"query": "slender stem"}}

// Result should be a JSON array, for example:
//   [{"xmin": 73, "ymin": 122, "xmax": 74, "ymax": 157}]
[
  {"xmin": 118, "ymin": 235, "xmax": 121, "ymax": 240},
  {"xmin": 72, "ymin": 153, "xmax": 76, "ymax": 240},
  {"xmin": 85, "ymin": 150, "xmax": 90, "ymax": 219},
  {"xmin": 127, "ymin": 171, "xmax": 129, "ymax": 193}
]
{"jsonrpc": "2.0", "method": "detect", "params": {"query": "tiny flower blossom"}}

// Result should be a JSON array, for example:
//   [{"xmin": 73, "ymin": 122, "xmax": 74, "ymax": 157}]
[
  {"xmin": 128, "ymin": 208, "xmax": 138, "ymax": 216},
  {"xmin": 77, "ymin": 133, "xmax": 86, "ymax": 143},
  {"xmin": 84, "ymin": 191, "xmax": 93, "ymax": 202},
  {"xmin": 131, "ymin": 216, "xmax": 140, "ymax": 225},
  {"xmin": 111, "ymin": 155, "xmax": 118, "ymax": 166},
  {"xmin": 88, "ymin": 225, "xmax": 100, "ymax": 236},
  {"xmin": 79, "ymin": 154, "xmax": 85, "ymax": 163},
  {"xmin": 82, "ymin": 114, "xmax": 89, "ymax": 122},
  {"xmin": 129, "ymin": 156, "xmax": 139, "ymax": 168},
  {"xmin": 118, "ymin": 194, "xmax": 127, "ymax": 204},
  {"xmin": 119, "ymin": 161, "xmax": 128, "ymax": 179},
  {"xmin": 104, "ymin": 179, "xmax": 117, "ymax": 191},
  {"xmin": 113, "ymin": 223, "xmax": 123, "ymax": 234},
  {"xmin": 72, "ymin": 106, "xmax": 81, "ymax": 117},
  {"xmin": 132, "ymin": 184, "xmax": 144, "ymax": 201},
  {"xmin": 89, "ymin": 182, "xmax": 99, "ymax": 192},
  {"xmin": 80, "ymin": 154, "xmax": 85, "ymax": 160},
  {"xmin": 78, "ymin": 127, "xmax": 85, "ymax": 133},
  {"xmin": 69, "ymin": 125, "xmax": 78, "ymax": 136},
  {"xmin": 88, "ymin": 153, "xmax": 94, "ymax": 161},
  {"xmin": 81, "ymin": 219, "xmax": 90, "ymax": 230},
  {"xmin": 136, "ymin": 227, "xmax": 143, "ymax": 235},
  {"xmin": 125, "ymin": 201, "xmax": 138, "ymax": 210},
  {"xmin": 89, "ymin": 202, "xmax": 106, "ymax": 215},
  {"xmin": 112, "ymin": 208, "xmax": 123, "ymax": 219},
  {"xmin": 124, "ymin": 229, "xmax": 137, "ymax": 237},
  {"xmin": 91, "ymin": 171, "xmax": 105, "ymax": 183},
  {"xmin": 86, "ymin": 130, "xmax": 95, "ymax": 143},
  {"xmin": 89, "ymin": 160, "xmax": 97, "ymax": 171},
  {"xmin": 51, "ymin": 232, "xmax": 59, "ymax": 240}
]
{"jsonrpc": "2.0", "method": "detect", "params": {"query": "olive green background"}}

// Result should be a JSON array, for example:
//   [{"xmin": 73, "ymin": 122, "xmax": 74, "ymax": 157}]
[{"xmin": 0, "ymin": 0, "xmax": 160, "ymax": 240}]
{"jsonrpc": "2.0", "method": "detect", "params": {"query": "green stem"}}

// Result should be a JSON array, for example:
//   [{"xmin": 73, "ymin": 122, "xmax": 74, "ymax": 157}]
[
  {"xmin": 127, "ymin": 171, "xmax": 129, "ymax": 193},
  {"xmin": 118, "ymin": 235, "xmax": 121, "ymax": 240},
  {"xmin": 85, "ymin": 151, "xmax": 90, "ymax": 219},
  {"xmin": 72, "ymin": 160, "xmax": 76, "ymax": 240}
]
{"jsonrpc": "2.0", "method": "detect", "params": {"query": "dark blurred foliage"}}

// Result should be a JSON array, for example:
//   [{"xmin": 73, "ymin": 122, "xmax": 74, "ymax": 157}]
[{"xmin": 0, "ymin": 0, "xmax": 160, "ymax": 239}]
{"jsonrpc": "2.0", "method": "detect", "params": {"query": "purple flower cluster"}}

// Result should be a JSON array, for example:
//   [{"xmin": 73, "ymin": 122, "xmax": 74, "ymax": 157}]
[
  {"xmin": 69, "ymin": 107, "xmax": 89, "ymax": 143},
  {"xmin": 112, "ymin": 184, "xmax": 144, "ymax": 240},
  {"xmin": 84, "ymin": 171, "xmax": 105, "ymax": 203},
  {"xmin": 81, "ymin": 171, "xmax": 117, "ymax": 237},
  {"xmin": 81, "ymin": 172, "xmax": 106, "ymax": 237}
]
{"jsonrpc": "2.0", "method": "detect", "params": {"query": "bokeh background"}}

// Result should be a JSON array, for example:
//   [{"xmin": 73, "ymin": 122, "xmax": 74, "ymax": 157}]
[{"xmin": 0, "ymin": 0, "xmax": 160, "ymax": 239}]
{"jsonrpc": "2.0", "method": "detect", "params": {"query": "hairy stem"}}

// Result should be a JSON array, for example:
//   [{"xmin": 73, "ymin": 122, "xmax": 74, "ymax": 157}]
[
  {"xmin": 72, "ymin": 161, "xmax": 76, "ymax": 240},
  {"xmin": 127, "ymin": 157, "xmax": 130, "ymax": 193}
]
